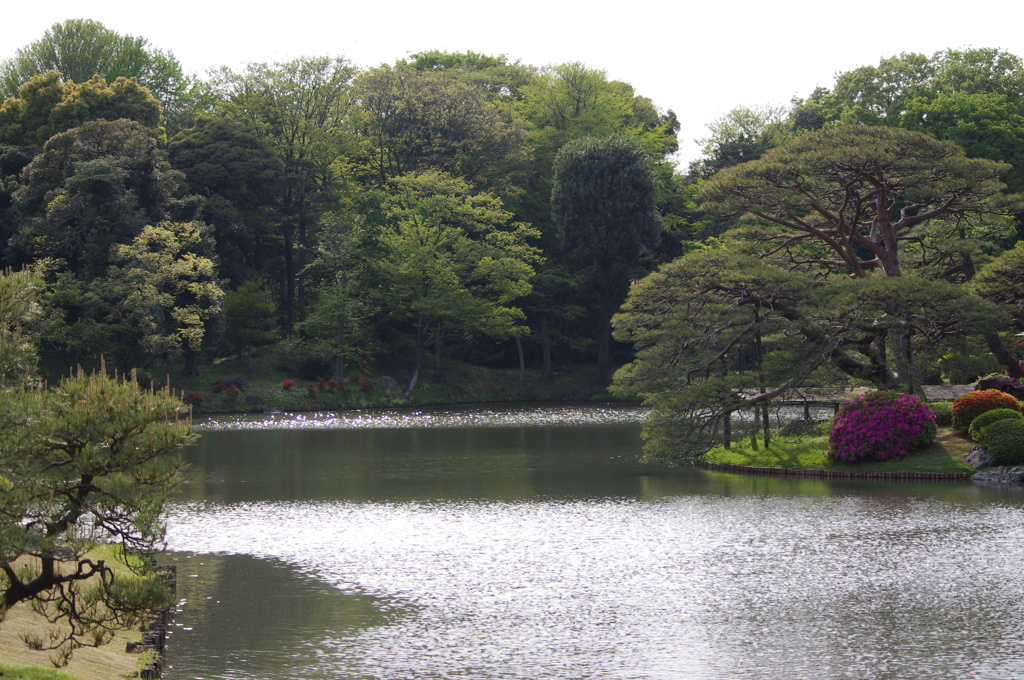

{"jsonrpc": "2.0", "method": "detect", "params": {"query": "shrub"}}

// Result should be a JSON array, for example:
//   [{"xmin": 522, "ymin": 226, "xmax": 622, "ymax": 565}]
[
  {"xmin": 829, "ymin": 391, "xmax": 937, "ymax": 463},
  {"xmin": 968, "ymin": 408, "xmax": 1024, "ymax": 441},
  {"xmin": 183, "ymin": 391, "xmax": 204, "ymax": 406},
  {"xmin": 980, "ymin": 418, "xmax": 1024, "ymax": 464},
  {"xmin": 929, "ymin": 401, "xmax": 953, "ymax": 427},
  {"xmin": 951, "ymin": 389, "xmax": 1022, "ymax": 432},
  {"xmin": 281, "ymin": 379, "xmax": 295, "ymax": 391}
]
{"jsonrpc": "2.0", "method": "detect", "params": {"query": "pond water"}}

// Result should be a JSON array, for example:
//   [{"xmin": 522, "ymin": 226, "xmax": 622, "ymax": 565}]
[{"xmin": 164, "ymin": 406, "xmax": 1024, "ymax": 680}]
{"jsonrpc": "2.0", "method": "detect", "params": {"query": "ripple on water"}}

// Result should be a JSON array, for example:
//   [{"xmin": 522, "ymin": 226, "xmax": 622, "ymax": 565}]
[
  {"xmin": 165, "ymin": 496, "xmax": 1024, "ymax": 680},
  {"xmin": 194, "ymin": 405, "xmax": 650, "ymax": 432}
]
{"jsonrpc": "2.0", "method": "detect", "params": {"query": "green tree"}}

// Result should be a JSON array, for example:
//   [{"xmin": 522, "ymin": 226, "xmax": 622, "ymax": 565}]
[
  {"xmin": 700, "ymin": 126, "xmax": 1020, "ymax": 279},
  {"xmin": 300, "ymin": 211, "xmax": 378, "ymax": 381},
  {"xmin": 700, "ymin": 125, "xmax": 1024, "ymax": 381},
  {"xmin": 213, "ymin": 56, "xmax": 358, "ymax": 330},
  {"xmin": 9, "ymin": 118, "xmax": 198, "ymax": 277},
  {"xmin": 0, "ymin": 19, "xmax": 193, "ymax": 115},
  {"xmin": 222, "ymin": 280, "xmax": 279, "ymax": 363},
  {"xmin": 0, "ymin": 268, "xmax": 193, "ymax": 663},
  {"xmin": 551, "ymin": 134, "xmax": 661, "ymax": 384},
  {"xmin": 168, "ymin": 117, "xmax": 285, "ymax": 285},
  {"xmin": 352, "ymin": 65, "xmax": 531, "ymax": 192},
  {"xmin": 101, "ymin": 221, "xmax": 224, "ymax": 375},
  {"xmin": 373, "ymin": 170, "xmax": 541, "ymax": 396},
  {"xmin": 0, "ymin": 70, "xmax": 161, "ymax": 149},
  {"xmin": 973, "ymin": 242, "xmax": 1024, "ymax": 332},
  {"xmin": 690, "ymin": 105, "xmax": 793, "ymax": 178}
]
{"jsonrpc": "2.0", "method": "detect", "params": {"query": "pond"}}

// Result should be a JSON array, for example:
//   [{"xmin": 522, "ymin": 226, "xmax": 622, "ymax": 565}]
[{"xmin": 164, "ymin": 405, "xmax": 1024, "ymax": 680}]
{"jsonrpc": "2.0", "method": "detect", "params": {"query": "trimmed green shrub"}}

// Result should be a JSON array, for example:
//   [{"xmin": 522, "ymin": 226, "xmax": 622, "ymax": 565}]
[
  {"xmin": 951, "ymin": 389, "xmax": 1022, "ymax": 432},
  {"xmin": 829, "ymin": 391, "xmax": 937, "ymax": 463},
  {"xmin": 968, "ymin": 408, "xmax": 1024, "ymax": 441},
  {"xmin": 980, "ymin": 418, "xmax": 1024, "ymax": 464},
  {"xmin": 929, "ymin": 401, "xmax": 953, "ymax": 427}
]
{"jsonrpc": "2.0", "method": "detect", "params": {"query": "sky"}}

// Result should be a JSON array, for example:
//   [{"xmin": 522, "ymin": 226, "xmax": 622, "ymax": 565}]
[{"xmin": 4, "ymin": 0, "xmax": 1024, "ymax": 165}]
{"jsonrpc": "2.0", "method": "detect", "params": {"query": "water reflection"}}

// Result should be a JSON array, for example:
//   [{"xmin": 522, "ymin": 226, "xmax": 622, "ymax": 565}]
[{"xmin": 165, "ymin": 407, "xmax": 1024, "ymax": 680}]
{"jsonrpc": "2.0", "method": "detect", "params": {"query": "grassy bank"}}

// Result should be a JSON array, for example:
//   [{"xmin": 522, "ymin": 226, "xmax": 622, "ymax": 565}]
[
  {"xmin": 0, "ymin": 546, "xmax": 159, "ymax": 680},
  {"xmin": 702, "ymin": 428, "xmax": 977, "ymax": 475}
]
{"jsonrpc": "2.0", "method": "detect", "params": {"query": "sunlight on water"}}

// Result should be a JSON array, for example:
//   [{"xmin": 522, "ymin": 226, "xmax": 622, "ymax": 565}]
[
  {"xmin": 195, "ymin": 405, "xmax": 649, "ymax": 431},
  {"xmin": 165, "ymin": 495, "xmax": 1024, "ymax": 680}
]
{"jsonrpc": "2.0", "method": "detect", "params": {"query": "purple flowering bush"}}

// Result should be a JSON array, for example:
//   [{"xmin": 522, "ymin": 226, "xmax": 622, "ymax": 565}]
[{"xmin": 828, "ymin": 391, "xmax": 937, "ymax": 463}]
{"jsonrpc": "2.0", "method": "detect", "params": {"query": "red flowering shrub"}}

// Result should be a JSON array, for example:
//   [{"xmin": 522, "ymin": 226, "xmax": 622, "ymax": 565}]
[
  {"xmin": 951, "ymin": 389, "xmax": 1022, "ymax": 432},
  {"xmin": 828, "ymin": 391, "xmax": 937, "ymax": 463},
  {"xmin": 281, "ymin": 379, "xmax": 295, "ymax": 391},
  {"xmin": 326, "ymin": 379, "xmax": 341, "ymax": 391},
  {"xmin": 357, "ymin": 376, "xmax": 373, "ymax": 391},
  {"xmin": 183, "ymin": 391, "xmax": 204, "ymax": 406},
  {"xmin": 224, "ymin": 386, "xmax": 240, "ymax": 399},
  {"xmin": 306, "ymin": 384, "xmax": 317, "ymax": 397}
]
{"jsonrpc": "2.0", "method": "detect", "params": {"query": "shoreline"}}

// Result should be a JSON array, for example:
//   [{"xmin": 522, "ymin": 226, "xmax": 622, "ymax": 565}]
[{"xmin": 696, "ymin": 459, "xmax": 973, "ymax": 481}]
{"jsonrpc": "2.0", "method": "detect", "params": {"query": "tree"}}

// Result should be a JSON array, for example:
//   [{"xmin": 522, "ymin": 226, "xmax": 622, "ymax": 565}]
[
  {"xmin": 690, "ymin": 105, "xmax": 793, "ymax": 178},
  {"xmin": 551, "ymin": 134, "xmax": 661, "ymax": 384},
  {"xmin": 0, "ymin": 19, "xmax": 193, "ymax": 115},
  {"xmin": 0, "ymin": 71, "xmax": 161, "ymax": 149},
  {"xmin": 611, "ymin": 248, "xmax": 1006, "ymax": 461},
  {"xmin": 168, "ymin": 117, "xmax": 284, "ymax": 285},
  {"xmin": 352, "ymin": 65, "xmax": 531, "ymax": 192},
  {"xmin": 9, "ymin": 118, "xmax": 199, "ymax": 277},
  {"xmin": 101, "ymin": 221, "xmax": 224, "ymax": 375},
  {"xmin": 700, "ymin": 126, "xmax": 1021, "ymax": 279},
  {"xmin": 973, "ymin": 242, "xmax": 1024, "ymax": 331},
  {"xmin": 0, "ymin": 268, "xmax": 193, "ymax": 663},
  {"xmin": 222, "ymin": 280, "xmax": 279, "ymax": 363},
  {"xmin": 700, "ymin": 125, "xmax": 1024, "ymax": 381},
  {"xmin": 213, "ymin": 56, "xmax": 358, "ymax": 330},
  {"xmin": 373, "ymin": 170, "xmax": 541, "ymax": 396},
  {"xmin": 611, "ymin": 249, "xmax": 827, "ymax": 460}
]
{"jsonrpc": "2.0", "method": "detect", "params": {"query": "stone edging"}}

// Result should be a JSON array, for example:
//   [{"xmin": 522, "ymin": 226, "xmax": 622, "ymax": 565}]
[
  {"xmin": 696, "ymin": 460, "xmax": 973, "ymax": 482},
  {"xmin": 126, "ymin": 564, "xmax": 175, "ymax": 679}
]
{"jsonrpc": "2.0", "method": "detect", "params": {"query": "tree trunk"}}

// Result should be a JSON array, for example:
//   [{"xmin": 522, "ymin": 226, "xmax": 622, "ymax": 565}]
[
  {"xmin": 183, "ymin": 345, "xmax": 200, "ymax": 377},
  {"xmin": 541, "ymin": 316, "xmax": 552, "ymax": 380},
  {"xmin": 985, "ymin": 332, "xmax": 1024, "ymax": 380},
  {"xmin": 334, "ymin": 315, "xmax": 346, "ymax": 382},
  {"xmin": 596, "ymin": 293, "xmax": 613, "ymax": 387},
  {"xmin": 401, "ymin": 318, "xmax": 427, "ymax": 399},
  {"xmin": 515, "ymin": 336, "xmax": 525, "ymax": 381}
]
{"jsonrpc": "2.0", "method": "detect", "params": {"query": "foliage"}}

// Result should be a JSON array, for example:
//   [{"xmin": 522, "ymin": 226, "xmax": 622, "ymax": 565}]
[
  {"xmin": 978, "ymin": 417, "xmax": 1024, "ymax": 464},
  {"xmin": 929, "ymin": 401, "xmax": 954, "ymax": 426},
  {"xmin": 828, "ymin": 391, "xmax": 937, "ymax": 462},
  {"xmin": 972, "ymin": 242, "xmax": 1024, "ymax": 331},
  {"xmin": 373, "ymin": 169, "xmax": 541, "ymax": 396},
  {"xmin": 611, "ymin": 249, "xmax": 829, "ymax": 461},
  {"xmin": 0, "ymin": 269, "xmax": 192, "ymax": 662},
  {"xmin": 9, "ymin": 118, "xmax": 198, "ymax": 278},
  {"xmin": 0, "ymin": 71, "xmax": 161, "ymax": 148},
  {"xmin": 0, "ymin": 18, "xmax": 193, "ymax": 110},
  {"xmin": 221, "ymin": 280, "xmax": 279, "ymax": 360},
  {"xmin": 352, "ymin": 65, "xmax": 530, "ymax": 192},
  {"xmin": 968, "ymin": 407, "xmax": 1024, "ymax": 441},
  {"xmin": 101, "ymin": 221, "xmax": 224, "ymax": 374},
  {"xmin": 951, "ymin": 388, "xmax": 1023, "ymax": 431},
  {"xmin": 551, "ymin": 133, "xmax": 660, "ymax": 384},
  {"xmin": 700, "ymin": 125, "xmax": 1022, "ymax": 279}
]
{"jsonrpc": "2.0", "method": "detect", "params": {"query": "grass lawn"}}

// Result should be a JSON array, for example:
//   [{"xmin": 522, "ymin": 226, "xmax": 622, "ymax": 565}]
[
  {"xmin": 702, "ymin": 427, "xmax": 977, "ymax": 474},
  {"xmin": 0, "ymin": 545, "xmax": 158, "ymax": 680}
]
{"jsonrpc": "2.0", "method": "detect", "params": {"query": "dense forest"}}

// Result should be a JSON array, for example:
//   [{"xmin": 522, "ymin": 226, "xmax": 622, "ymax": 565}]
[{"xmin": 1, "ymin": 20, "xmax": 1022, "ymax": 406}]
